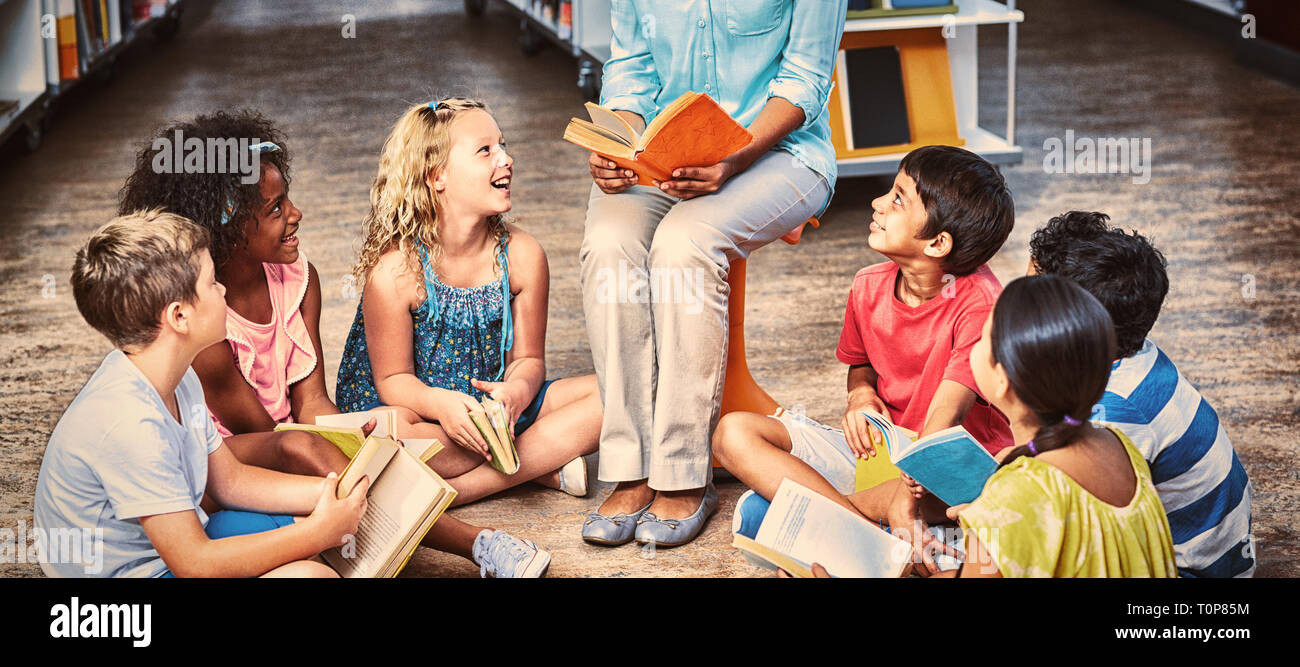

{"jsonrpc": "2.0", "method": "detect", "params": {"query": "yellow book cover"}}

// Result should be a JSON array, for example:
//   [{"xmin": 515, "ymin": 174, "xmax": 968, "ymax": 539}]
[
  {"xmin": 853, "ymin": 409, "xmax": 914, "ymax": 492},
  {"xmin": 273, "ymin": 423, "xmax": 365, "ymax": 459}
]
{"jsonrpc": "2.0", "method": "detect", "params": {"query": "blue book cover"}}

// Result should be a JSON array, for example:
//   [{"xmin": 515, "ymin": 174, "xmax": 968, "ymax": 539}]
[{"xmin": 869, "ymin": 420, "xmax": 997, "ymax": 506}]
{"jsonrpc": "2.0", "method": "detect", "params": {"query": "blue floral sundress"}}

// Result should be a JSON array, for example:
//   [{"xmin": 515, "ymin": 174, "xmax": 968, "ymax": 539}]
[{"xmin": 336, "ymin": 242, "xmax": 514, "ymax": 412}]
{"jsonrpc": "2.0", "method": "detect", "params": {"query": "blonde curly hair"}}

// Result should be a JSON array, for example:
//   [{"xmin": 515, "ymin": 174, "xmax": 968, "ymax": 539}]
[{"xmin": 353, "ymin": 98, "xmax": 509, "ymax": 287}]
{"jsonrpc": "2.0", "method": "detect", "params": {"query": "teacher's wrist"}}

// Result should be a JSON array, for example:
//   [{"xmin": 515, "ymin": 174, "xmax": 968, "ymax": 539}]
[{"xmin": 727, "ymin": 141, "xmax": 765, "ymax": 172}]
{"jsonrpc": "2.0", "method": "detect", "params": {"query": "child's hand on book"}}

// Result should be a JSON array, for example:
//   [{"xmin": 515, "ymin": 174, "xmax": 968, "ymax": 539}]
[
  {"xmin": 590, "ymin": 153, "xmax": 638, "ymax": 194},
  {"xmin": 842, "ymin": 390, "xmax": 888, "ymax": 458},
  {"xmin": 311, "ymin": 472, "xmax": 370, "ymax": 549},
  {"xmin": 470, "ymin": 378, "xmax": 529, "ymax": 431},
  {"xmin": 776, "ymin": 563, "xmax": 832, "ymax": 578},
  {"xmin": 432, "ymin": 389, "xmax": 492, "ymax": 461}
]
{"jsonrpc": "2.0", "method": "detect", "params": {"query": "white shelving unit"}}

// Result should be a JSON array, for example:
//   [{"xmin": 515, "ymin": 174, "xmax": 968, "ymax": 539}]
[
  {"xmin": 839, "ymin": 0, "xmax": 1024, "ymax": 176},
  {"xmin": 0, "ymin": 0, "xmax": 184, "ymax": 152},
  {"xmin": 466, "ymin": 0, "xmax": 1023, "ymax": 177},
  {"xmin": 0, "ymin": 0, "xmax": 48, "ymax": 151},
  {"xmin": 468, "ymin": 0, "xmax": 608, "ymax": 99}
]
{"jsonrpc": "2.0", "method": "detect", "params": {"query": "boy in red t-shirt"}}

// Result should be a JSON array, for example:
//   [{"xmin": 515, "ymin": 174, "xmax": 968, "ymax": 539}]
[{"xmin": 714, "ymin": 146, "xmax": 1015, "ymax": 574}]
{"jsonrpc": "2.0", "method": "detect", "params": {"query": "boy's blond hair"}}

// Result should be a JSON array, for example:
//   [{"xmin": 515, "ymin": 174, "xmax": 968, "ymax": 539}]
[
  {"xmin": 353, "ymin": 98, "xmax": 509, "ymax": 286},
  {"xmin": 71, "ymin": 208, "xmax": 212, "ymax": 349}
]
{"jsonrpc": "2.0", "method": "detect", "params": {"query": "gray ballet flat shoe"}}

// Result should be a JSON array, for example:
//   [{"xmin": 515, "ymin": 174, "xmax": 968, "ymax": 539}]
[
  {"xmin": 581, "ymin": 501, "xmax": 653, "ymax": 546},
  {"xmin": 634, "ymin": 483, "xmax": 718, "ymax": 548}
]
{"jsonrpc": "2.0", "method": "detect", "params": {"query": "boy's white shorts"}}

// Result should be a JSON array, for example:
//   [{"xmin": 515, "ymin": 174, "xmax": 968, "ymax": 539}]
[{"xmin": 774, "ymin": 408, "xmax": 858, "ymax": 495}]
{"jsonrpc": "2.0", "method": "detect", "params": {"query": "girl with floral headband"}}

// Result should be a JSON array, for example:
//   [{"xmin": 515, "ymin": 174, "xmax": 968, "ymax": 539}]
[{"xmin": 119, "ymin": 110, "xmax": 356, "ymax": 478}]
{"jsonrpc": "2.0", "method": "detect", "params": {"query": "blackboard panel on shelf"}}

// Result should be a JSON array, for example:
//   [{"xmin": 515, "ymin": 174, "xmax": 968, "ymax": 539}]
[{"xmin": 842, "ymin": 46, "xmax": 911, "ymax": 150}]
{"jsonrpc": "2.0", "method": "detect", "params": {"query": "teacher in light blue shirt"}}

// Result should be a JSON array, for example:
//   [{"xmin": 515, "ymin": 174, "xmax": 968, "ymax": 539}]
[{"xmin": 579, "ymin": 0, "xmax": 846, "ymax": 548}]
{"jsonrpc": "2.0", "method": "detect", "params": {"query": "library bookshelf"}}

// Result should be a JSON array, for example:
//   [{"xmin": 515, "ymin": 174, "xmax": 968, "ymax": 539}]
[{"xmin": 0, "ymin": 0, "xmax": 184, "ymax": 153}]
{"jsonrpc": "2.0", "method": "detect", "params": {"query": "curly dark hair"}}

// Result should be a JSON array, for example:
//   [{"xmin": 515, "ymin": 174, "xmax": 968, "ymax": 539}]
[
  {"xmin": 118, "ymin": 110, "xmax": 291, "ymax": 271},
  {"xmin": 1028, "ymin": 211, "xmax": 1169, "ymax": 359}
]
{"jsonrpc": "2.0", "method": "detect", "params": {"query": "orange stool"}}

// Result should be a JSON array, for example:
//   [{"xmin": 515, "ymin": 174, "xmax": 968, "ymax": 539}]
[{"xmin": 713, "ymin": 216, "xmax": 819, "ymax": 465}]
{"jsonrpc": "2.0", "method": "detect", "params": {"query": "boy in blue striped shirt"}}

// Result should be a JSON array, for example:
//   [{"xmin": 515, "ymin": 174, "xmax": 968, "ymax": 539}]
[{"xmin": 1028, "ymin": 211, "xmax": 1254, "ymax": 577}]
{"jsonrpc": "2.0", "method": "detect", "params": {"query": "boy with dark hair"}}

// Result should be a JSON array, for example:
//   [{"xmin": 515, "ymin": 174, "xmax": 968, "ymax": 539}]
[
  {"xmin": 1029, "ymin": 211, "xmax": 1254, "ymax": 578},
  {"xmin": 34, "ymin": 209, "xmax": 368, "ymax": 577},
  {"xmin": 715, "ymin": 145, "xmax": 1016, "ymax": 574}
]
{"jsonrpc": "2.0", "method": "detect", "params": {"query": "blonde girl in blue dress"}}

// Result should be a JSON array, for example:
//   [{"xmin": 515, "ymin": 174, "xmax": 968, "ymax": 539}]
[{"xmin": 338, "ymin": 99, "xmax": 601, "ymax": 509}]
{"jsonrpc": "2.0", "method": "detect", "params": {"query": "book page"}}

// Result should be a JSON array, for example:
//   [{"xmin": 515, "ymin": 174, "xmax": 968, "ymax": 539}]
[
  {"xmin": 858, "ymin": 409, "xmax": 911, "ymax": 460},
  {"xmin": 316, "ymin": 408, "xmax": 397, "ymax": 438},
  {"xmin": 379, "ymin": 448, "xmax": 457, "ymax": 577},
  {"xmin": 755, "ymin": 478, "xmax": 911, "ymax": 578},
  {"xmin": 483, "ymin": 399, "xmax": 517, "ymax": 472},
  {"xmin": 323, "ymin": 448, "xmax": 442, "ymax": 578},
  {"xmin": 324, "ymin": 498, "xmax": 402, "ymax": 578},
  {"xmin": 585, "ymin": 102, "xmax": 639, "ymax": 145},
  {"xmin": 733, "ymin": 534, "xmax": 814, "ymax": 578},
  {"xmin": 337, "ymin": 436, "xmax": 398, "ymax": 499},
  {"xmin": 400, "ymin": 438, "xmax": 443, "ymax": 463}
]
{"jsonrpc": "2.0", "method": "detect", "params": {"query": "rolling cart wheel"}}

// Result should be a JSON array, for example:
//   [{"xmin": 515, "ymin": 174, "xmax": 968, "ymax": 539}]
[
  {"xmin": 519, "ymin": 21, "xmax": 544, "ymax": 56},
  {"xmin": 580, "ymin": 74, "xmax": 600, "ymax": 101},
  {"xmin": 580, "ymin": 77, "xmax": 599, "ymax": 102},
  {"xmin": 464, "ymin": 0, "xmax": 487, "ymax": 16},
  {"xmin": 154, "ymin": 15, "xmax": 180, "ymax": 41},
  {"xmin": 96, "ymin": 58, "xmax": 119, "ymax": 84},
  {"xmin": 579, "ymin": 60, "xmax": 601, "ymax": 102},
  {"xmin": 23, "ymin": 124, "xmax": 43, "ymax": 153}
]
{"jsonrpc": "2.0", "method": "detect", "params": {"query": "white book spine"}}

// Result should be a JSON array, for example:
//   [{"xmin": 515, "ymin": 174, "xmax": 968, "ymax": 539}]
[
  {"xmin": 107, "ymin": 0, "xmax": 121, "ymax": 44},
  {"xmin": 43, "ymin": 0, "xmax": 60, "ymax": 86}
]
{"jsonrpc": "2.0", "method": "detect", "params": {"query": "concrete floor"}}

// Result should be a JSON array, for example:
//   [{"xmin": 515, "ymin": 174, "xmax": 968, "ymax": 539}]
[{"xmin": 1, "ymin": 0, "xmax": 1297, "ymax": 577}]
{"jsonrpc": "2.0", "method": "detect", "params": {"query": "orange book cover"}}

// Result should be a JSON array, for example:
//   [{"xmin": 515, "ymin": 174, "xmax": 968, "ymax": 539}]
[
  {"xmin": 563, "ymin": 92, "xmax": 753, "ymax": 187},
  {"xmin": 57, "ymin": 14, "xmax": 78, "ymax": 81}
]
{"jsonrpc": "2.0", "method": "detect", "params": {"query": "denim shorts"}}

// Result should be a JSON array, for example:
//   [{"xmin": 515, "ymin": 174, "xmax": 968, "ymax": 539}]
[{"xmin": 160, "ymin": 510, "xmax": 295, "ymax": 577}]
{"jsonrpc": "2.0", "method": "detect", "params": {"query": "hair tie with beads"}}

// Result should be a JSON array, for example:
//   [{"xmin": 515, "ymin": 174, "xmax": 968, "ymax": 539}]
[{"xmin": 1063, "ymin": 415, "xmax": 1082, "ymax": 426}]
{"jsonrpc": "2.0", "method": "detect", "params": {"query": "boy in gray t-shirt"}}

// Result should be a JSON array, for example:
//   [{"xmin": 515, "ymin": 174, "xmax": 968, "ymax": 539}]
[
  {"xmin": 35, "ymin": 350, "xmax": 222, "ymax": 577},
  {"xmin": 33, "ymin": 209, "xmax": 368, "ymax": 577}
]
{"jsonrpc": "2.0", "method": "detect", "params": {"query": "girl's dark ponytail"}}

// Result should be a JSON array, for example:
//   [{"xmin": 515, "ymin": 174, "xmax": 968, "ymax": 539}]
[
  {"xmin": 990, "ymin": 276, "xmax": 1118, "ymax": 468},
  {"xmin": 999, "ymin": 412, "xmax": 1091, "ymax": 468}
]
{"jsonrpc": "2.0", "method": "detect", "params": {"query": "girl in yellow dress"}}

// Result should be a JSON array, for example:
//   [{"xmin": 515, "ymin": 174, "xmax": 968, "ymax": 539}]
[{"xmin": 952, "ymin": 274, "xmax": 1177, "ymax": 577}]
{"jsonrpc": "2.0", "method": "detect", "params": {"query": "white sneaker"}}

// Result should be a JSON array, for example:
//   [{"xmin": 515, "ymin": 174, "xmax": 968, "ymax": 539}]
[
  {"xmin": 557, "ymin": 456, "xmax": 588, "ymax": 497},
  {"xmin": 473, "ymin": 529, "xmax": 551, "ymax": 578}
]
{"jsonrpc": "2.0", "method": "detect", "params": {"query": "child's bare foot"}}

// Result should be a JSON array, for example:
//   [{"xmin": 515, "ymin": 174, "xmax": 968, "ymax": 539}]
[
  {"xmin": 598, "ymin": 479, "xmax": 654, "ymax": 515},
  {"xmin": 648, "ymin": 487, "xmax": 707, "ymax": 519}
]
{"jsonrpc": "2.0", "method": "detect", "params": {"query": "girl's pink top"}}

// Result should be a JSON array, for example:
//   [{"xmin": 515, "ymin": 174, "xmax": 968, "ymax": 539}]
[{"xmin": 208, "ymin": 253, "xmax": 318, "ymax": 437}]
